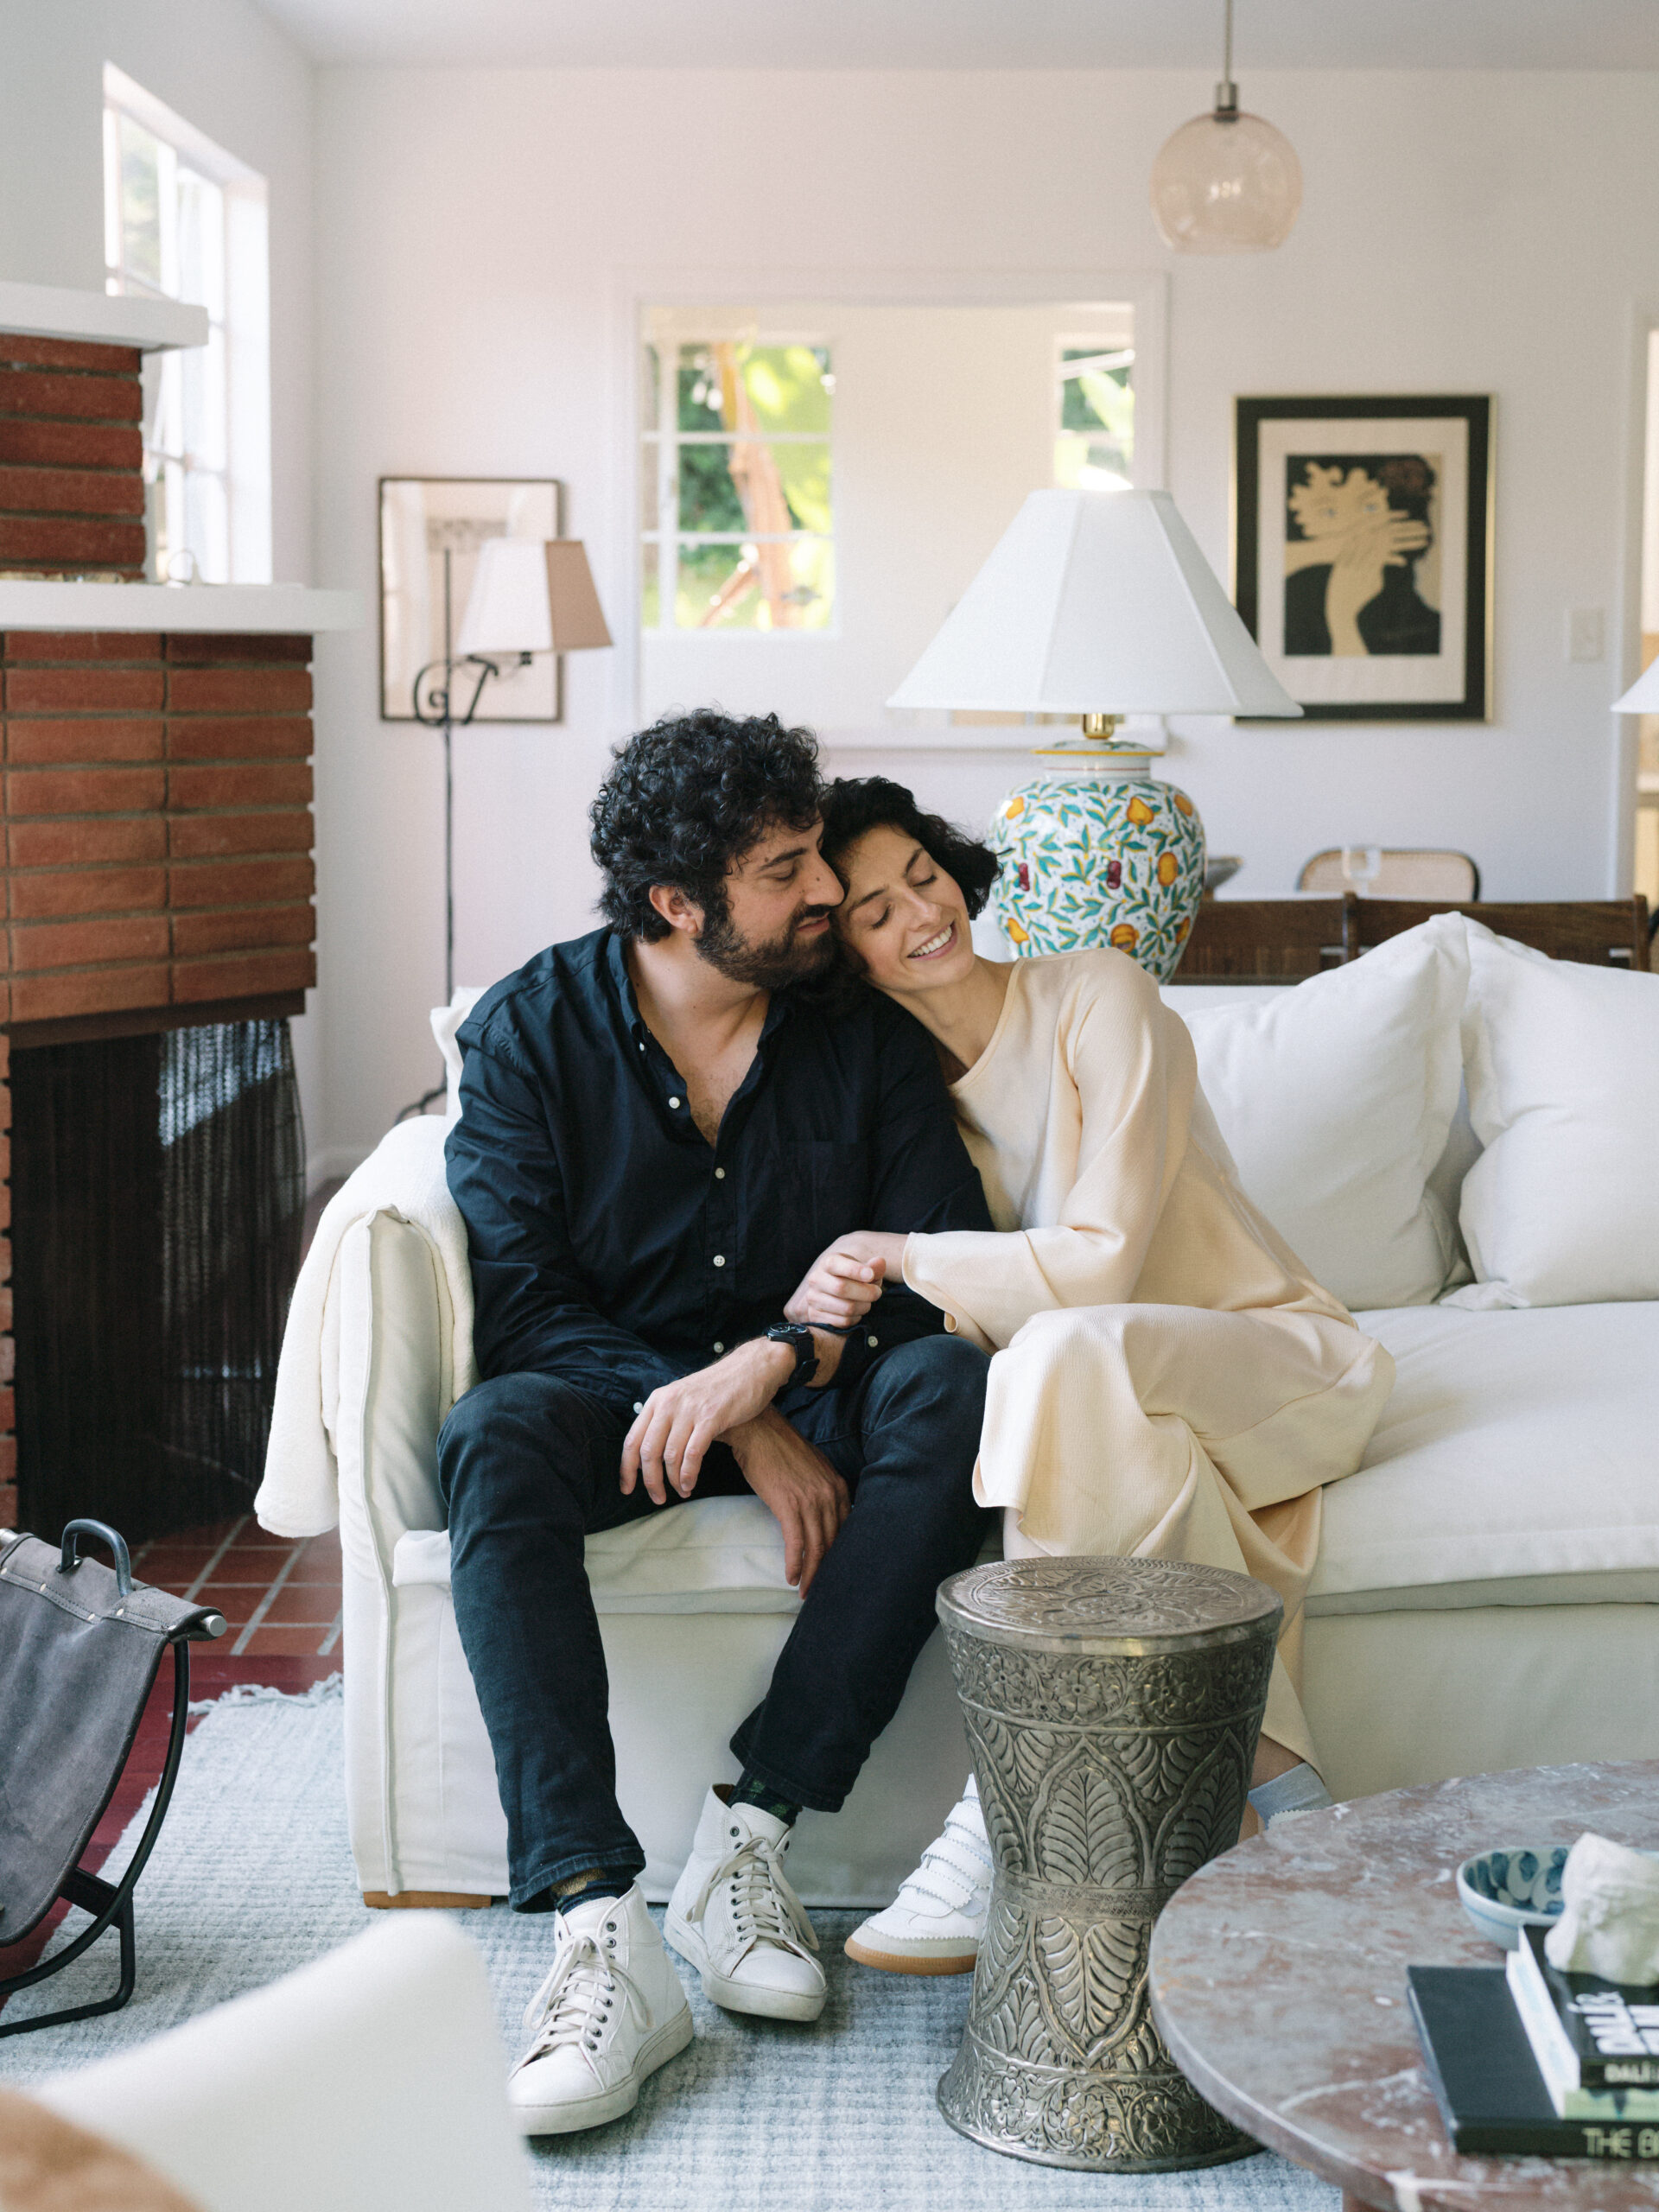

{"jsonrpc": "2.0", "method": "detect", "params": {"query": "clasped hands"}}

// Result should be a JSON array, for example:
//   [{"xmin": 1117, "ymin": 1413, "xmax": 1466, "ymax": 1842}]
[{"xmin": 619, "ymin": 1228, "xmax": 911, "ymax": 1596}]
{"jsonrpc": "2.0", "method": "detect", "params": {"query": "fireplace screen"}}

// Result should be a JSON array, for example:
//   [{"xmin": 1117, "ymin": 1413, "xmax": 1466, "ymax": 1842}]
[{"xmin": 11, "ymin": 1020, "xmax": 306, "ymax": 1546}]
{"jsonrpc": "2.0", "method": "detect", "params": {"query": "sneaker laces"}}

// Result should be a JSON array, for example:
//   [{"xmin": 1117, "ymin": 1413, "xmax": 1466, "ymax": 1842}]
[
  {"xmin": 519, "ymin": 1920, "xmax": 646, "ymax": 2068},
  {"xmin": 892, "ymin": 1796, "xmax": 993, "ymax": 1916},
  {"xmin": 692, "ymin": 1834, "xmax": 820, "ymax": 1960}
]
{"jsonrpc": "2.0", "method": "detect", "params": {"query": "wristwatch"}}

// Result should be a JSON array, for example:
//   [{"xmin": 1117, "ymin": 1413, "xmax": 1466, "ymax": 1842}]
[{"xmin": 764, "ymin": 1321, "xmax": 820, "ymax": 1387}]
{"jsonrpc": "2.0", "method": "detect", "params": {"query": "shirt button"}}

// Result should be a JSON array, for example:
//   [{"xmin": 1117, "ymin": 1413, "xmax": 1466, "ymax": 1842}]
[
  {"xmin": 713, "ymin": 1340, "xmax": 726, "ymax": 1353},
  {"xmin": 712, "ymin": 1254, "xmax": 726, "ymax": 1268},
  {"xmin": 867, "ymin": 1334, "xmax": 879, "ymax": 1348},
  {"xmin": 632, "ymin": 1401, "xmax": 643, "ymax": 1414},
  {"xmin": 714, "ymin": 1167, "xmax": 726, "ymax": 1180},
  {"xmin": 638, "ymin": 1041, "xmax": 645, "ymax": 1052},
  {"xmin": 668, "ymin": 1096, "xmax": 681, "ymax": 1108}
]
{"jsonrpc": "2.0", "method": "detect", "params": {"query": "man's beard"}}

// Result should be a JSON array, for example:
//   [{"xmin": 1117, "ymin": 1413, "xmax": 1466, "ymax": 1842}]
[{"xmin": 696, "ymin": 897, "xmax": 837, "ymax": 990}]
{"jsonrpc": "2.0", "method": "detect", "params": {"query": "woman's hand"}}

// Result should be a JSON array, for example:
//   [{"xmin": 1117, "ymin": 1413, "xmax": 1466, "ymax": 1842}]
[{"xmin": 784, "ymin": 1230, "xmax": 911, "ymax": 1331}]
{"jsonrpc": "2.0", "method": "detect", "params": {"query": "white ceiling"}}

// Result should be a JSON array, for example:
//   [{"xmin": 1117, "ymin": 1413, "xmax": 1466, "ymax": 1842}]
[{"xmin": 251, "ymin": 0, "xmax": 1659, "ymax": 71}]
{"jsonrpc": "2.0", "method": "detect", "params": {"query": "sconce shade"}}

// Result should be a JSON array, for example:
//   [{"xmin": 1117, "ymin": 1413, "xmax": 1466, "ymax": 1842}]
[
  {"xmin": 1613, "ymin": 659, "xmax": 1659, "ymax": 712},
  {"xmin": 887, "ymin": 489, "xmax": 1300, "ymax": 718},
  {"xmin": 456, "ymin": 537, "xmax": 613, "ymax": 656}
]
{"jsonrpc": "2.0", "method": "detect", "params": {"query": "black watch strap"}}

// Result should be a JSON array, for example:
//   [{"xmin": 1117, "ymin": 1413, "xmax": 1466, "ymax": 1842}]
[{"xmin": 765, "ymin": 1322, "xmax": 819, "ymax": 1387}]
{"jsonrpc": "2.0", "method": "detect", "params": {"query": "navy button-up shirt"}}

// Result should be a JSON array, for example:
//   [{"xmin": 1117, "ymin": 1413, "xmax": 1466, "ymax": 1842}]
[{"xmin": 446, "ymin": 929, "xmax": 993, "ymax": 1414}]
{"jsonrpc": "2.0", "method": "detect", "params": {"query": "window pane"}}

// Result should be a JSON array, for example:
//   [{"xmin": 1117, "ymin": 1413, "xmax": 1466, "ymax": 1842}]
[
  {"xmin": 641, "ymin": 540, "xmax": 662, "ymax": 631},
  {"xmin": 146, "ymin": 348, "xmax": 183, "ymax": 464},
  {"xmin": 181, "ymin": 323, "xmax": 227, "ymax": 474},
  {"xmin": 175, "ymin": 167, "xmax": 226, "ymax": 324},
  {"xmin": 1056, "ymin": 346, "xmax": 1134, "ymax": 491},
  {"xmin": 739, "ymin": 345, "xmax": 832, "ymax": 436},
  {"xmin": 675, "ymin": 536, "xmax": 833, "ymax": 632},
  {"xmin": 183, "ymin": 467, "xmax": 230, "ymax": 583},
  {"xmin": 642, "ymin": 341, "xmax": 661, "ymax": 434},
  {"xmin": 678, "ymin": 441, "xmax": 830, "ymax": 535},
  {"xmin": 118, "ymin": 112, "xmax": 164, "ymax": 290},
  {"xmin": 677, "ymin": 347, "xmax": 728, "ymax": 433}
]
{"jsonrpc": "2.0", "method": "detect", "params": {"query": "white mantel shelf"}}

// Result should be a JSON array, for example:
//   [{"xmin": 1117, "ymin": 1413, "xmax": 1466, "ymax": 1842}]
[
  {"xmin": 0, "ymin": 582, "xmax": 361, "ymax": 633},
  {"xmin": 0, "ymin": 281, "xmax": 208, "ymax": 353}
]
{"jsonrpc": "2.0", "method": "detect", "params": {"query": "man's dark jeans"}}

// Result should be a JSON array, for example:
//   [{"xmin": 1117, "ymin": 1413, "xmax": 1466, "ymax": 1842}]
[{"xmin": 438, "ymin": 1335, "xmax": 991, "ymax": 1910}]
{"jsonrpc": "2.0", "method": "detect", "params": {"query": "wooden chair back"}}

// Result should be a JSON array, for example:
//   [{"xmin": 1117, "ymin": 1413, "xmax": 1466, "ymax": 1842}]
[
  {"xmin": 1172, "ymin": 894, "xmax": 1653, "ymax": 980},
  {"xmin": 1297, "ymin": 848, "xmax": 1481, "ymax": 899},
  {"xmin": 1346, "ymin": 897, "xmax": 1651, "ymax": 970},
  {"xmin": 1173, "ymin": 899, "xmax": 1348, "ymax": 982}
]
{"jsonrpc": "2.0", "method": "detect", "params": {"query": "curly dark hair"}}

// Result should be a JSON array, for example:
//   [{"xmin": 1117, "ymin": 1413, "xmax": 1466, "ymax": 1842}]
[
  {"xmin": 817, "ymin": 776, "xmax": 1000, "ymax": 918},
  {"xmin": 590, "ymin": 709, "xmax": 824, "ymax": 941}
]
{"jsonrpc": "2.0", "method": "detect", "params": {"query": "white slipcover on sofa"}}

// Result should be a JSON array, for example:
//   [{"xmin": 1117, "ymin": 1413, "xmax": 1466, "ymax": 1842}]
[{"xmin": 255, "ymin": 914, "xmax": 1659, "ymax": 1904}]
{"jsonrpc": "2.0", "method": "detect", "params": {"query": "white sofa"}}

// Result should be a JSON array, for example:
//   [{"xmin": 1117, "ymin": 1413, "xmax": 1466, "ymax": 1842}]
[{"xmin": 258, "ymin": 913, "xmax": 1659, "ymax": 1905}]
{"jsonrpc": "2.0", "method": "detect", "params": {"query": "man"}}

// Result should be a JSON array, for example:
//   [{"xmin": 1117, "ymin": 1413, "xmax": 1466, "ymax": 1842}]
[{"xmin": 440, "ymin": 709, "xmax": 993, "ymax": 2136}]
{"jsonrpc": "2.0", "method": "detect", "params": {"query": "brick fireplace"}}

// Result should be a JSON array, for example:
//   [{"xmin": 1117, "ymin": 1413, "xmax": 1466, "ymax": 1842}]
[{"xmin": 0, "ymin": 293, "xmax": 352, "ymax": 1535}]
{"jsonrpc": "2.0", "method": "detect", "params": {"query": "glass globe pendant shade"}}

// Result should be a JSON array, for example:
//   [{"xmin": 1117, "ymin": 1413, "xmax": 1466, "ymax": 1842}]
[{"xmin": 1151, "ymin": 106, "xmax": 1302, "ymax": 253}]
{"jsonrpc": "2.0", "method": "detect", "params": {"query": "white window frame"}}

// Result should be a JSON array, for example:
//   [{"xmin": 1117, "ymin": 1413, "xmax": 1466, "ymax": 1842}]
[
  {"xmin": 607, "ymin": 268, "xmax": 1168, "ymax": 739},
  {"xmin": 642, "ymin": 315, "xmax": 836, "ymax": 638},
  {"xmin": 102, "ymin": 62, "xmax": 270, "ymax": 583}
]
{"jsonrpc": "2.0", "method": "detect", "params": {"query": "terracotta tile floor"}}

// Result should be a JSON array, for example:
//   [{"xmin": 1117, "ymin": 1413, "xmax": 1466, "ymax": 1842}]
[
  {"xmin": 130, "ymin": 1513, "xmax": 343, "ymax": 1657},
  {"xmin": 0, "ymin": 1516, "xmax": 344, "ymax": 2023}
]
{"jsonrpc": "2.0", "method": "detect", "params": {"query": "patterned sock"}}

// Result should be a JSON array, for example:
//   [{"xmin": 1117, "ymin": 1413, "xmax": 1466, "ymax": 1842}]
[
  {"xmin": 550, "ymin": 1867, "xmax": 631, "ymax": 1916},
  {"xmin": 731, "ymin": 1774, "xmax": 802, "ymax": 1828},
  {"xmin": 1247, "ymin": 1762, "xmax": 1332, "ymax": 1825}
]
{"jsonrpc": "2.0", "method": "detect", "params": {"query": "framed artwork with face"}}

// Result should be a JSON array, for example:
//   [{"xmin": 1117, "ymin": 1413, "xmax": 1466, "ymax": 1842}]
[{"xmin": 1233, "ymin": 395, "xmax": 1493, "ymax": 720}]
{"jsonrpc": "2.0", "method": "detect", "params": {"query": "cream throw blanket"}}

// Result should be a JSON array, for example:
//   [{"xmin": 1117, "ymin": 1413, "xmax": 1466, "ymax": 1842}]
[{"xmin": 254, "ymin": 1116, "xmax": 476, "ymax": 1539}]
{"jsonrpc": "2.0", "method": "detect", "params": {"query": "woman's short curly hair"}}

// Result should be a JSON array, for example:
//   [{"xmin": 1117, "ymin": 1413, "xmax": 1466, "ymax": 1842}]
[
  {"xmin": 818, "ymin": 776, "xmax": 1000, "ymax": 918},
  {"xmin": 590, "ymin": 709, "xmax": 824, "ymax": 941}
]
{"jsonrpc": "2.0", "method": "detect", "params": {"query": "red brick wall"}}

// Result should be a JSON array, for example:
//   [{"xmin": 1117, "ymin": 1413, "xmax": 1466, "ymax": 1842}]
[
  {"xmin": 0, "ymin": 335, "xmax": 146, "ymax": 579},
  {"xmin": 0, "ymin": 628, "xmax": 316, "ymax": 1532}
]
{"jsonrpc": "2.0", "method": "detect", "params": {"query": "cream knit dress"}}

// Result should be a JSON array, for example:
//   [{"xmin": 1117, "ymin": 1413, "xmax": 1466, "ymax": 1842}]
[{"xmin": 901, "ymin": 947, "xmax": 1395, "ymax": 1770}]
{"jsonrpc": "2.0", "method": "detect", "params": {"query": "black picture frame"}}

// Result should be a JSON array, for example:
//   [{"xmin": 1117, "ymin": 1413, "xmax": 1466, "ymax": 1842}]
[{"xmin": 1233, "ymin": 395, "xmax": 1493, "ymax": 721}]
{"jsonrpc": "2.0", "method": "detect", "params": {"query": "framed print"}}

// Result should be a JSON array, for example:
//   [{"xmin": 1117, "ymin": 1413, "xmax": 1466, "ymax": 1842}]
[
  {"xmin": 378, "ymin": 476, "xmax": 565, "ymax": 721},
  {"xmin": 1233, "ymin": 396, "xmax": 1493, "ymax": 721}
]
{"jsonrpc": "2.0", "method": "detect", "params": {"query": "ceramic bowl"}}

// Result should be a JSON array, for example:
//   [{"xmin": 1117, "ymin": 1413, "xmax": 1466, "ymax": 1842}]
[{"xmin": 1456, "ymin": 1846, "xmax": 1568, "ymax": 1950}]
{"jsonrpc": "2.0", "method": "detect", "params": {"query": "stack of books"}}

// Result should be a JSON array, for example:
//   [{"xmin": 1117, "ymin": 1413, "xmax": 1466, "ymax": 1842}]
[{"xmin": 1410, "ymin": 1925, "xmax": 1659, "ymax": 2158}]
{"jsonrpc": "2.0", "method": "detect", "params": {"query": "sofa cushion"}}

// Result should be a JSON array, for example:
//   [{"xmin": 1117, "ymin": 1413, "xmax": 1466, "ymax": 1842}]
[
  {"xmin": 1311, "ymin": 1302, "xmax": 1659, "ymax": 1613},
  {"xmin": 1166, "ymin": 916, "xmax": 1470, "ymax": 1309},
  {"xmin": 394, "ymin": 1496, "xmax": 804, "ymax": 1616},
  {"xmin": 1445, "ymin": 921, "xmax": 1659, "ymax": 1309}
]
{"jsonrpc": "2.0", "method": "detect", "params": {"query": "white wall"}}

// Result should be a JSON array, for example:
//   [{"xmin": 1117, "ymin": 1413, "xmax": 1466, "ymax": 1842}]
[
  {"xmin": 308, "ymin": 64, "xmax": 1658, "ymax": 1172},
  {"xmin": 0, "ymin": 0, "xmax": 322, "ymax": 1128}
]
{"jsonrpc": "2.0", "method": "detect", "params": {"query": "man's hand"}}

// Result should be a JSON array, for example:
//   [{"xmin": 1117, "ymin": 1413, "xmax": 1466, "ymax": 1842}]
[
  {"xmin": 621, "ymin": 1338, "xmax": 793, "ymax": 1503},
  {"xmin": 785, "ymin": 1229, "xmax": 910, "ymax": 1331},
  {"xmin": 727, "ymin": 1408, "xmax": 850, "ymax": 1597}
]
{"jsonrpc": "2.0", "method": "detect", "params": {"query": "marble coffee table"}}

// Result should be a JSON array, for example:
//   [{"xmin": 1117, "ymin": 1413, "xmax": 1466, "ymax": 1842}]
[{"xmin": 1148, "ymin": 1760, "xmax": 1659, "ymax": 2212}]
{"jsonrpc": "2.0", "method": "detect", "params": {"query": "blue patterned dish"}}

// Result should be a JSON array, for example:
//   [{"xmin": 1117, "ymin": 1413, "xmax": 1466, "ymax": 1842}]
[
  {"xmin": 1456, "ymin": 1847, "xmax": 1568, "ymax": 1950},
  {"xmin": 1457, "ymin": 1845, "xmax": 1659, "ymax": 1950}
]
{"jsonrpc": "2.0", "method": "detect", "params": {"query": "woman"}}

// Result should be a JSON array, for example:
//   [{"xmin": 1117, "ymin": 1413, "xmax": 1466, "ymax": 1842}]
[{"xmin": 791, "ymin": 778, "xmax": 1395, "ymax": 1976}]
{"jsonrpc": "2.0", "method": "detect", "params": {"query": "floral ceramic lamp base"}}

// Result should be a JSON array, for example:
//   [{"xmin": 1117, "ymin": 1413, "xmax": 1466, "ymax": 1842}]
[{"xmin": 987, "ymin": 753, "xmax": 1207, "ymax": 984}]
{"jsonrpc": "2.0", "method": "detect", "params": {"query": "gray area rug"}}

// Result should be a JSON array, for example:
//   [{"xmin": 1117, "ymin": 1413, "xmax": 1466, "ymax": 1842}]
[{"xmin": 1, "ymin": 1688, "xmax": 1336, "ymax": 2212}]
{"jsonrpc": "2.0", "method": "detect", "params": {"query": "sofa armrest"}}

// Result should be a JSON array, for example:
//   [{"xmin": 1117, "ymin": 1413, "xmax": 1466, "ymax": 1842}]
[{"xmin": 332, "ymin": 1209, "xmax": 457, "ymax": 1588}]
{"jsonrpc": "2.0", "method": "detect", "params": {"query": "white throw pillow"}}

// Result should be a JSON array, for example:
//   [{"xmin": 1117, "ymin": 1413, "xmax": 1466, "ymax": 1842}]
[
  {"xmin": 1171, "ymin": 915, "xmax": 1470, "ymax": 1309},
  {"xmin": 1445, "ymin": 919, "xmax": 1659, "ymax": 1308}
]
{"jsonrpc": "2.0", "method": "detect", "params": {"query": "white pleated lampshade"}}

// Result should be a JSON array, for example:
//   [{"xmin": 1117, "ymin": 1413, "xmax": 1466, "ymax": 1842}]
[
  {"xmin": 1613, "ymin": 660, "xmax": 1659, "ymax": 712},
  {"xmin": 887, "ymin": 489, "xmax": 1300, "ymax": 719},
  {"xmin": 456, "ymin": 537, "xmax": 613, "ymax": 656}
]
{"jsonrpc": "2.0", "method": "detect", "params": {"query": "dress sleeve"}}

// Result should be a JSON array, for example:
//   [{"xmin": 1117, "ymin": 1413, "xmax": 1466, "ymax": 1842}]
[{"xmin": 901, "ymin": 960, "xmax": 1195, "ymax": 1351}]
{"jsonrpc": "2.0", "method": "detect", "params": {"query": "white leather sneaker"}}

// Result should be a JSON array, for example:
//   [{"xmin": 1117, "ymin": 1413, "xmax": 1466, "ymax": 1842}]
[
  {"xmin": 844, "ymin": 1774, "xmax": 992, "ymax": 1975},
  {"xmin": 664, "ymin": 1787, "xmax": 826, "ymax": 2022},
  {"xmin": 507, "ymin": 1885, "xmax": 694, "ymax": 2136}
]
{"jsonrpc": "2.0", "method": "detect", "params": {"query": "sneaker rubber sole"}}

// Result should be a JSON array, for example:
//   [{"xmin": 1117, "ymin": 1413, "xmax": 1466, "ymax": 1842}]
[
  {"xmin": 511, "ymin": 2003, "xmax": 694, "ymax": 2136},
  {"xmin": 664, "ymin": 1908, "xmax": 826, "ymax": 2022},
  {"xmin": 842, "ymin": 1930, "xmax": 979, "ymax": 1975}
]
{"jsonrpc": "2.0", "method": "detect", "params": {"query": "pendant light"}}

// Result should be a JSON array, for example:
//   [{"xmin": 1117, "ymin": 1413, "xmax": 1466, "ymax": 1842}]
[{"xmin": 1150, "ymin": 0, "xmax": 1302, "ymax": 254}]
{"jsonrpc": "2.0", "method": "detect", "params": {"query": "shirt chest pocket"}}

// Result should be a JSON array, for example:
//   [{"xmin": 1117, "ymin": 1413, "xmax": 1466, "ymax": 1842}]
[{"xmin": 783, "ymin": 1140, "xmax": 871, "ymax": 1249}]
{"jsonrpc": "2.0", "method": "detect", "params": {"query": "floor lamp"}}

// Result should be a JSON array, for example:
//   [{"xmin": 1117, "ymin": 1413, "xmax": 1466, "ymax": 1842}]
[{"xmin": 402, "ymin": 537, "xmax": 612, "ymax": 1114}]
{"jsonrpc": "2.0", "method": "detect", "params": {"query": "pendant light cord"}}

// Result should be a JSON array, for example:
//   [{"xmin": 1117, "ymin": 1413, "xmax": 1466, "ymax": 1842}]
[{"xmin": 1217, "ymin": 0, "xmax": 1239, "ymax": 116}]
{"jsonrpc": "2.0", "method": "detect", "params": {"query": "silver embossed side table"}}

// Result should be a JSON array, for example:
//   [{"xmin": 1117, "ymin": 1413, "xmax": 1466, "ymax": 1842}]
[{"xmin": 935, "ymin": 1554, "xmax": 1281, "ymax": 2171}]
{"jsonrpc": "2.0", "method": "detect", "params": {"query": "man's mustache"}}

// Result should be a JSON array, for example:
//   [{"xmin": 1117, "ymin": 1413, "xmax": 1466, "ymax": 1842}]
[{"xmin": 792, "ymin": 905, "xmax": 839, "ymax": 931}]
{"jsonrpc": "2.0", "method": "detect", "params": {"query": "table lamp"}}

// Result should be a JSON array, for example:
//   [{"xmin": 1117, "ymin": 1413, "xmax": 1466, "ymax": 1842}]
[{"xmin": 887, "ymin": 488, "xmax": 1300, "ymax": 980}]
